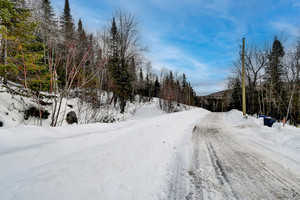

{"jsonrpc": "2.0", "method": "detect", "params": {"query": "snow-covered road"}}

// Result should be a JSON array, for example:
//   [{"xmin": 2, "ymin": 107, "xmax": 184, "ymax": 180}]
[
  {"xmin": 0, "ymin": 103, "xmax": 209, "ymax": 200},
  {"xmin": 170, "ymin": 113, "xmax": 300, "ymax": 200},
  {"xmin": 1, "ymin": 103, "xmax": 300, "ymax": 200}
]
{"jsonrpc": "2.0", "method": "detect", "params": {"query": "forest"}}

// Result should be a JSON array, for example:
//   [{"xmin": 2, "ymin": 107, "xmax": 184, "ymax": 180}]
[
  {"xmin": 0, "ymin": 0, "xmax": 199, "ymax": 126},
  {"xmin": 1, "ymin": 0, "xmax": 299, "ymax": 126},
  {"xmin": 201, "ymin": 36, "xmax": 300, "ymax": 126}
]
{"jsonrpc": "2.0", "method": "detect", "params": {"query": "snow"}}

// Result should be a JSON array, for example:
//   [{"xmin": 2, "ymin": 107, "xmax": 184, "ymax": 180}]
[
  {"xmin": 0, "ymin": 101, "xmax": 210, "ymax": 200},
  {"xmin": 225, "ymin": 109, "xmax": 300, "ymax": 177},
  {"xmin": 0, "ymin": 82, "xmax": 153, "ymax": 127},
  {"xmin": 129, "ymin": 101, "xmax": 163, "ymax": 120},
  {"xmin": 1, "ymin": 83, "xmax": 300, "ymax": 200}
]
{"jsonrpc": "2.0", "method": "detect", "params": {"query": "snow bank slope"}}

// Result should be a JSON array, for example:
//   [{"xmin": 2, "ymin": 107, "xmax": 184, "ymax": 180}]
[
  {"xmin": 225, "ymin": 109, "xmax": 300, "ymax": 176},
  {"xmin": 0, "ymin": 83, "xmax": 155, "ymax": 127},
  {"xmin": 0, "ymin": 103, "xmax": 209, "ymax": 200}
]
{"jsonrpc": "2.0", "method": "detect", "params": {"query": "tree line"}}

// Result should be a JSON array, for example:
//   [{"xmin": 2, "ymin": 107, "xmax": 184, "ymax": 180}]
[
  {"xmin": 0, "ymin": 0, "xmax": 198, "ymax": 125},
  {"xmin": 201, "ymin": 36, "xmax": 300, "ymax": 126},
  {"xmin": 230, "ymin": 36, "xmax": 300, "ymax": 125}
]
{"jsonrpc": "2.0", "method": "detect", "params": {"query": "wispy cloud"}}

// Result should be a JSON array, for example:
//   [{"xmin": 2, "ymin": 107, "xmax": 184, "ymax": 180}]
[
  {"xmin": 194, "ymin": 79, "xmax": 228, "ymax": 96},
  {"xmin": 50, "ymin": 0, "xmax": 300, "ymax": 95},
  {"xmin": 145, "ymin": 33, "xmax": 230, "ymax": 96},
  {"xmin": 271, "ymin": 22, "xmax": 300, "ymax": 37}
]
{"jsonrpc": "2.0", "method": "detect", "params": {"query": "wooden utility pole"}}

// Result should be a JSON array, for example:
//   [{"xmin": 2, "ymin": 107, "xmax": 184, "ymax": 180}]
[{"xmin": 242, "ymin": 38, "xmax": 246, "ymax": 116}]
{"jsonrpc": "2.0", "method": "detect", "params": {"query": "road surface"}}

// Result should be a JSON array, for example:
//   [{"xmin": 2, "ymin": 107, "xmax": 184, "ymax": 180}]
[{"xmin": 168, "ymin": 113, "xmax": 300, "ymax": 200}]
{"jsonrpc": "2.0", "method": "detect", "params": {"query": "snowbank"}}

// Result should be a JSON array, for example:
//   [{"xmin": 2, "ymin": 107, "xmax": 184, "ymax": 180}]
[
  {"xmin": 0, "ymin": 83, "xmax": 155, "ymax": 127},
  {"xmin": 0, "ymin": 103, "xmax": 210, "ymax": 200},
  {"xmin": 225, "ymin": 109, "xmax": 300, "ymax": 176},
  {"xmin": 226, "ymin": 109, "xmax": 263, "ymax": 127}
]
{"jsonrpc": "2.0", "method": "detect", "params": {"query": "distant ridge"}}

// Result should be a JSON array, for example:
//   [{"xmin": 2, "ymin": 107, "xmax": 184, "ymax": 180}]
[{"xmin": 203, "ymin": 90, "xmax": 230, "ymax": 99}]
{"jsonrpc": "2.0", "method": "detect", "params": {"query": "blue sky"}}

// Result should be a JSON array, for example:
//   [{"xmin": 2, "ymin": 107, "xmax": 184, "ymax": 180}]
[{"xmin": 51, "ymin": 0, "xmax": 300, "ymax": 95}]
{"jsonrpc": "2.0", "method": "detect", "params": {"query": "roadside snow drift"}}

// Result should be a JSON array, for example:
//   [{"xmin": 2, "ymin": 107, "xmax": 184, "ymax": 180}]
[
  {"xmin": 225, "ymin": 109, "xmax": 300, "ymax": 177},
  {"xmin": 0, "ymin": 83, "xmax": 160, "ymax": 127},
  {"xmin": 0, "ymin": 103, "xmax": 210, "ymax": 200}
]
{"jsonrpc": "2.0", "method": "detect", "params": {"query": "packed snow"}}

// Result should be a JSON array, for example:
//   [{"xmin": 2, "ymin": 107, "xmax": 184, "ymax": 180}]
[
  {"xmin": 1, "ymin": 85, "xmax": 300, "ymax": 199},
  {"xmin": 170, "ymin": 112, "xmax": 300, "ymax": 199},
  {"xmin": 0, "ymin": 101, "xmax": 209, "ymax": 200},
  {"xmin": 225, "ymin": 109, "xmax": 300, "ymax": 177}
]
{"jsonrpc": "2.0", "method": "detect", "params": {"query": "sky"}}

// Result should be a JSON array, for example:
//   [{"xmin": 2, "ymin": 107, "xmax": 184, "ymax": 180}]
[{"xmin": 50, "ymin": 0, "xmax": 300, "ymax": 95}]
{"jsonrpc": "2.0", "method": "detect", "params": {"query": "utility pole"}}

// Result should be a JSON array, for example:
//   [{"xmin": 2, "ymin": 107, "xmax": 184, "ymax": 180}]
[{"xmin": 242, "ymin": 38, "xmax": 246, "ymax": 116}]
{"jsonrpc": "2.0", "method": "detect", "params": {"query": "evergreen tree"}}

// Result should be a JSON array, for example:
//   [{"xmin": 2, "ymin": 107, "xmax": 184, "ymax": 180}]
[
  {"xmin": 266, "ymin": 36, "xmax": 284, "ymax": 91},
  {"xmin": 139, "ymin": 67, "xmax": 144, "ymax": 83},
  {"xmin": 77, "ymin": 19, "xmax": 87, "ymax": 43},
  {"xmin": 71, "ymin": 18, "xmax": 88, "ymax": 87},
  {"xmin": 182, "ymin": 73, "xmax": 188, "ymax": 104},
  {"xmin": 137, "ymin": 67, "xmax": 144, "ymax": 95},
  {"xmin": 108, "ymin": 56, "xmax": 132, "ymax": 113},
  {"xmin": 187, "ymin": 82, "xmax": 192, "ymax": 105},
  {"xmin": 128, "ymin": 56, "xmax": 137, "ymax": 99},
  {"xmin": 153, "ymin": 76, "xmax": 160, "ymax": 97},
  {"xmin": 56, "ymin": 0, "xmax": 75, "ymax": 87},
  {"xmin": 109, "ymin": 17, "xmax": 118, "ymax": 57},
  {"xmin": 0, "ymin": 0, "xmax": 47, "ymax": 90},
  {"xmin": 145, "ymin": 73, "xmax": 152, "ymax": 99},
  {"xmin": 77, "ymin": 18, "xmax": 87, "ymax": 64},
  {"xmin": 229, "ymin": 78, "xmax": 242, "ymax": 111},
  {"xmin": 60, "ymin": 0, "xmax": 75, "ymax": 42},
  {"xmin": 265, "ymin": 36, "xmax": 286, "ymax": 118},
  {"xmin": 39, "ymin": 0, "xmax": 58, "ymax": 72},
  {"xmin": 40, "ymin": 0, "xmax": 57, "ymax": 41},
  {"xmin": 107, "ymin": 18, "xmax": 132, "ymax": 113}
]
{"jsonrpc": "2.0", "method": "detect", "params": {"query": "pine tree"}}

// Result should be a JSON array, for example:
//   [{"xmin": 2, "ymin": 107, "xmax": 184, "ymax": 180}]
[
  {"xmin": 77, "ymin": 18, "xmax": 87, "ymax": 63},
  {"xmin": 139, "ymin": 67, "xmax": 144, "ymax": 84},
  {"xmin": 169, "ymin": 71, "xmax": 175, "ymax": 100},
  {"xmin": 145, "ymin": 73, "xmax": 151, "ymax": 99},
  {"xmin": 60, "ymin": 0, "xmax": 75, "ymax": 42},
  {"xmin": 56, "ymin": 0, "xmax": 75, "ymax": 87},
  {"xmin": 109, "ymin": 17, "xmax": 118, "ymax": 57},
  {"xmin": 77, "ymin": 19, "xmax": 86, "ymax": 41},
  {"xmin": 0, "ymin": 0, "xmax": 47, "ymax": 90},
  {"xmin": 266, "ymin": 36, "xmax": 284, "ymax": 91},
  {"xmin": 229, "ymin": 78, "xmax": 242, "ymax": 111},
  {"xmin": 128, "ymin": 56, "xmax": 137, "ymax": 99},
  {"xmin": 153, "ymin": 76, "xmax": 160, "ymax": 97},
  {"xmin": 107, "ymin": 18, "xmax": 132, "ymax": 113},
  {"xmin": 108, "ymin": 56, "xmax": 132, "ymax": 113},
  {"xmin": 182, "ymin": 73, "xmax": 188, "ymax": 104},
  {"xmin": 40, "ymin": 0, "xmax": 57, "ymax": 41},
  {"xmin": 38, "ymin": 0, "xmax": 58, "ymax": 73},
  {"xmin": 265, "ymin": 36, "xmax": 286, "ymax": 118}
]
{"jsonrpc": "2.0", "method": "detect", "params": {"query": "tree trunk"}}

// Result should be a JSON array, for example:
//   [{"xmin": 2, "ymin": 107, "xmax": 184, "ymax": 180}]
[
  {"xmin": 3, "ymin": 38, "xmax": 8, "ymax": 85},
  {"xmin": 120, "ymin": 98, "xmax": 126, "ymax": 114}
]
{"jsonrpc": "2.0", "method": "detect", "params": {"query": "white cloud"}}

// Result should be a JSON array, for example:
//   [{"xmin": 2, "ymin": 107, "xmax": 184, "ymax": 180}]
[
  {"xmin": 194, "ymin": 79, "xmax": 228, "ymax": 96},
  {"xmin": 147, "ymin": 41, "xmax": 210, "ymax": 76},
  {"xmin": 271, "ymin": 22, "xmax": 300, "ymax": 37},
  {"xmin": 50, "ymin": 0, "xmax": 234, "ymax": 95},
  {"xmin": 144, "ymin": 37, "xmax": 230, "ymax": 95}
]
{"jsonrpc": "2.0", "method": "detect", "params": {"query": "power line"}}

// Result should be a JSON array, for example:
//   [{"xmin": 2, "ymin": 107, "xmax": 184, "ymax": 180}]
[
  {"xmin": 235, "ymin": 0, "xmax": 258, "ymax": 48},
  {"xmin": 245, "ymin": 0, "xmax": 258, "ymax": 37}
]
